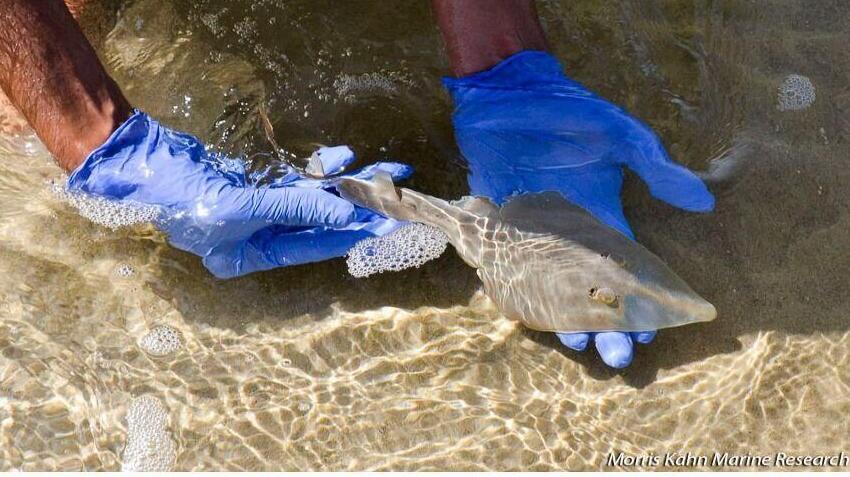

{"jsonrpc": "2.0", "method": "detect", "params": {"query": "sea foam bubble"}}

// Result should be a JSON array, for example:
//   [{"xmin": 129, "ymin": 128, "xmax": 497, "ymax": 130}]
[
  {"xmin": 777, "ymin": 74, "xmax": 815, "ymax": 111},
  {"xmin": 122, "ymin": 395, "xmax": 177, "ymax": 472},
  {"xmin": 139, "ymin": 325, "xmax": 184, "ymax": 357},
  {"xmin": 53, "ymin": 185, "xmax": 161, "ymax": 230},
  {"xmin": 347, "ymin": 223, "xmax": 448, "ymax": 278}
]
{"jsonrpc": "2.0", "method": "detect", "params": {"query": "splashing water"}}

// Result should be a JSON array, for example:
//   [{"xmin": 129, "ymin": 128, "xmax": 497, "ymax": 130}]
[{"xmin": 347, "ymin": 223, "xmax": 448, "ymax": 278}]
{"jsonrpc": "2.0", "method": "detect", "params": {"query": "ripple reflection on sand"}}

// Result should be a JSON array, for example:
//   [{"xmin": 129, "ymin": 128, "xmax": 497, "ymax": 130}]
[{"xmin": 2, "ymin": 0, "xmax": 850, "ymax": 471}]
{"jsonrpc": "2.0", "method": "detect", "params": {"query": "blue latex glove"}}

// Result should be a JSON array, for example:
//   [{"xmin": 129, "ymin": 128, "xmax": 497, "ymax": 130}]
[
  {"xmin": 68, "ymin": 111, "xmax": 411, "ymax": 278},
  {"xmin": 443, "ymin": 51, "xmax": 714, "ymax": 368}
]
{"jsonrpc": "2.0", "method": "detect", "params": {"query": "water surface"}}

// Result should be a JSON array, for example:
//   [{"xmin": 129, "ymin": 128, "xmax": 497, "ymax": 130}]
[{"xmin": 0, "ymin": 0, "xmax": 848, "ymax": 470}]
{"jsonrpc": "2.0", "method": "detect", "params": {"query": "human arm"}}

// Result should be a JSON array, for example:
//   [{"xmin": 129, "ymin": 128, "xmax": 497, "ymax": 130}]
[
  {"xmin": 0, "ymin": 0, "xmax": 131, "ymax": 171},
  {"xmin": 431, "ymin": 0, "xmax": 548, "ymax": 77},
  {"xmin": 0, "ymin": 0, "xmax": 412, "ymax": 278},
  {"xmin": 432, "ymin": 0, "xmax": 715, "ymax": 368}
]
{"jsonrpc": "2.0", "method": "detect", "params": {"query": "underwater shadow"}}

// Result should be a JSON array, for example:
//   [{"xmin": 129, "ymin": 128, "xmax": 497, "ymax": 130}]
[
  {"xmin": 147, "ymin": 247, "xmax": 480, "ymax": 334},
  {"xmin": 151, "ymin": 145, "xmax": 850, "ymax": 387},
  {"xmin": 522, "ymin": 151, "xmax": 850, "ymax": 388}
]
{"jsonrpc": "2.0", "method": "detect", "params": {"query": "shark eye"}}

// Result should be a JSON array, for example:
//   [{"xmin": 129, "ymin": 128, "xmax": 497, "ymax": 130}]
[{"xmin": 589, "ymin": 287, "xmax": 618, "ymax": 307}]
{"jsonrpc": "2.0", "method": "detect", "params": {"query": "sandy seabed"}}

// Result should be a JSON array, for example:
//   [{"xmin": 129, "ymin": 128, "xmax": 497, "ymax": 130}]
[{"xmin": 1, "ymin": 0, "xmax": 849, "ymax": 471}]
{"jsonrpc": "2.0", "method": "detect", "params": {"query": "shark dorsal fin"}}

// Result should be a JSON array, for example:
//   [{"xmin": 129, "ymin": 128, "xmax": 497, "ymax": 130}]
[
  {"xmin": 306, "ymin": 151, "xmax": 326, "ymax": 178},
  {"xmin": 451, "ymin": 195, "xmax": 499, "ymax": 218},
  {"xmin": 373, "ymin": 171, "xmax": 401, "ymax": 200}
]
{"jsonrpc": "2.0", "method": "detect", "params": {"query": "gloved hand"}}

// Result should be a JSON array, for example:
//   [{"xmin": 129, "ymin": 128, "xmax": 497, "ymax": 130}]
[
  {"xmin": 68, "ymin": 110, "xmax": 411, "ymax": 278},
  {"xmin": 443, "ymin": 51, "xmax": 714, "ymax": 368}
]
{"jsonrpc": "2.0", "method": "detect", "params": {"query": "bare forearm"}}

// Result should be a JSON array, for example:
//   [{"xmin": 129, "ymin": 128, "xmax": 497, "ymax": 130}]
[
  {"xmin": 431, "ymin": 0, "xmax": 548, "ymax": 77},
  {"xmin": 0, "ymin": 0, "xmax": 130, "ymax": 171}
]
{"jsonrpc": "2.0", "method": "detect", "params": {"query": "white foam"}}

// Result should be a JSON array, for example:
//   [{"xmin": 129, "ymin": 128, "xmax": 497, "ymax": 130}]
[
  {"xmin": 777, "ymin": 74, "xmax": 815, "ymax": 111},
  {"xmin": 53, "ymin": 184, "xmax": 161, "ymax": 230},
  {"xmin": 122, "ymin": 395, "xmax": 176, "ymax": 472},
  {"xmin": 347, "ymin": 223, "xmax": 448, "ymax": 278},
  {"xmin": 334, "ymin": 73, "xmax": 398, "ymax": 103},
  {"xmin": 116, "ymin": 264, "xmax": 135, "ymax": 278},
  {"xmin": 139, "ymin": 325, "xmax": 183, "ymax": 357}
]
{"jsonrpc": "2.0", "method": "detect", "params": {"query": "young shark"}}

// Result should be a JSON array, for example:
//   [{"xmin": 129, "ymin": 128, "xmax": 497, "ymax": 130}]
[{"xmin": 336, "ymin": 173, "xmax": 717, "ymax": 333}]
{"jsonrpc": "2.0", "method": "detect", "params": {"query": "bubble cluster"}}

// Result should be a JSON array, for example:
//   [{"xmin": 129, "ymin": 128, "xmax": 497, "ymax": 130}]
[
  {"xmin": 53, "ymin": 185, "xmax": 161, "ymax": 230},
  {"xmin": 115, "ymin": 264, "xmax": 135, "ymax": 278},
  {"xmin": 122, "ymin": 395, "xmax": 176, "ymax": 472},
  {"xmin": 170, "ymin": 94, "xmax": 194, "ymax": 119},
  {"xmin": 347, "ymin": 223, "xmax": 448, "ymax": 278},
  {"xmin": 333, "ymin": 73, "xmax": 398, "ymax": 103},
  {"xmin": 199, "ymin": 11, "xmax": 225, "ymax": 38},
  {"xmin": 139, "ymin": 325, "xmax": 183, "ymax": 357},
  {"xmin": 777, "ymin": 74, "xmax": 815, "ymax": 111}
]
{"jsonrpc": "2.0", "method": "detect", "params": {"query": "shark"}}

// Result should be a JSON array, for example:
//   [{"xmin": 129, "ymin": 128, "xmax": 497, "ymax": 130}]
[{"xmin": 336, "ymin": 173, "xmax": 716, "ymax": 333}]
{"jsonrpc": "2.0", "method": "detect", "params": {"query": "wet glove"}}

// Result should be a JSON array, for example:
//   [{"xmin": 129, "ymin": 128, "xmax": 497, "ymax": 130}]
[
  {"xmin": 443, "ymin": 51, "xmax": 714, "ymax": 368},
  {"xmin": 67, "ymin": 110, "xmax": 411, "ymax": 279}
]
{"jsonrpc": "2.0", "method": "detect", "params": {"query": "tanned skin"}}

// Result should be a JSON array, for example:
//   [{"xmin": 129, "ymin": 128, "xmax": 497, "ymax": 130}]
[
  {"xmin": 0, "ymin": 0, "xmax": 130, "ymax": 172},
  {"xmin": 0, "ymin": 0, "xmax": 92, "ymax": 136},
  {"xmin": 431, "ymin": 0, "xmax": 549, "ymax": 77},
  {"xmin": 0, "ymin": 0, "xmax": 544, "ymax": 171}
]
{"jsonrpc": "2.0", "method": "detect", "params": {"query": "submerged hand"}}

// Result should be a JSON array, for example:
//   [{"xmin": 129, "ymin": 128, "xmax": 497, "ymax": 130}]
[
  {"xmin": 68, "ymin": 111, "xmax": 411, "ymax": 278},
  {"xmin": 443, "ymin": 51, "xmax": 714, "ymax": 368}
]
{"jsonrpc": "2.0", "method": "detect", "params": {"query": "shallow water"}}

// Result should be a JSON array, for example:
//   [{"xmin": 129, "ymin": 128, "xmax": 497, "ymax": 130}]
[{"xmin": 1, "ymin": 0, "xmax": 849, "ymax": 471}]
